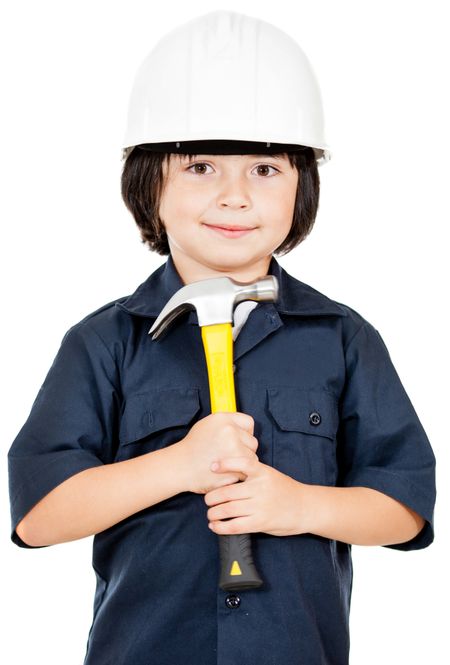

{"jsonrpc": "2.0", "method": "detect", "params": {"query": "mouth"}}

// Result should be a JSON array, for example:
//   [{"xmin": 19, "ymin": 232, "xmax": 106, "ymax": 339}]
[{"xmin": 203, "ymin": 223, "xmax": 256, "ymax": 238}]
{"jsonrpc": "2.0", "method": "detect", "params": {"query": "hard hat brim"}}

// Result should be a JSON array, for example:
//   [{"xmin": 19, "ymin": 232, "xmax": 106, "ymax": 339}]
[{"xmin": 136, "ymin": 140, "xmax": 310, "ymax": 155}]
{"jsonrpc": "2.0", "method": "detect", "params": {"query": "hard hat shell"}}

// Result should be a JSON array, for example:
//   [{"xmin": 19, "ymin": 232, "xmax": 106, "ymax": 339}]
[{"xmin": 122, "ymin": 10, "xmax": 331, "ymax": 165}]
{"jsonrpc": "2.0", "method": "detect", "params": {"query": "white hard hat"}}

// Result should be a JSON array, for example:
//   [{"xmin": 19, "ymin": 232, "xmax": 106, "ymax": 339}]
[{"xmin": 122, "ymin": 10, "xmax": 331, "ymax": 165}]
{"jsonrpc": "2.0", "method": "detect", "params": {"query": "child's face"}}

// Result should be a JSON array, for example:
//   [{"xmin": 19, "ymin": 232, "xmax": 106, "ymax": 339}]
[{"xmin": 158, "ymin": 153, "xmax": 299, "ymax": 279}]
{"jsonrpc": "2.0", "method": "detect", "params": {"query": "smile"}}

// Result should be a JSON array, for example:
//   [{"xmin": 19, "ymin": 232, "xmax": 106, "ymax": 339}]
[{"xmin": 204, "ymin": 224, "xmax": 256, "ymax": 238}]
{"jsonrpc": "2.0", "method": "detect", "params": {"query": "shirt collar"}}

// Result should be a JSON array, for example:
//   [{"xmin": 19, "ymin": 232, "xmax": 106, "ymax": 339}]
[{"xmin": 115, "ymin": 253, "xmax": 348, "ymax": 321}]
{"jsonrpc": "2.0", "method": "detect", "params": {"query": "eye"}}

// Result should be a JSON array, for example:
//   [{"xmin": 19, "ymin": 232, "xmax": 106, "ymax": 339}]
[
  {"xmin": 186, "ymin": 162, "xmax": 280, "ymax": 176},
  {"xmin": 252, "ymin": 164, "xmax": 280, "ymax": 177},
  {"xmin": 186, "ymin": 162, "xmax": 213, "ymax": 175}
]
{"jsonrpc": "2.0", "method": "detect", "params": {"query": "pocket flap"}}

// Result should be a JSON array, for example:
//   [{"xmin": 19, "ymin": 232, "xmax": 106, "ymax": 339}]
[
  {"xmin": 268, "ymin": 387, "xmax": 338, "ymax": 441},
  {"xmin": 119, "ymin": 386, "xmax": 201, "ymax": 446}
]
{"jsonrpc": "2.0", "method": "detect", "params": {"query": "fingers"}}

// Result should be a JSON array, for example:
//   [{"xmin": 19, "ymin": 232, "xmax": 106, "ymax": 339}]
[
  {"xmin": 223, "ymin": 411, "xmax": 254, "ymax": 434},
  {"xmin": 248, "ymin": 434, "xmax": 259, "ymax": 453},
  {"xmin": 209, "ymin": 515, "xmax": 255, "ymax": 534},
  {"xmin": 216, "ymin": 473, "xmax": 245, "ymax": 486},
  {"xmin": 236, "ymin": 412, "xmax": 255, "ymax": 433},
  {"xmin": 238, "ymin": 430, "xmax": 258, "ymax": 453},
  {"xmin": 210, "ymin": 456, "xmax": 256, "ymax": 476}
]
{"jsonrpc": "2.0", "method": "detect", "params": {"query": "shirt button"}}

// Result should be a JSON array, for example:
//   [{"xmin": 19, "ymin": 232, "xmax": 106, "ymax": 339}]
[
  {"xmin": 309, "ymin": 411, "xmax": 321, "ymax": 426},
  {"xmin": 225, "ymin": 594, "xmax": 241, "ymax": 609}
]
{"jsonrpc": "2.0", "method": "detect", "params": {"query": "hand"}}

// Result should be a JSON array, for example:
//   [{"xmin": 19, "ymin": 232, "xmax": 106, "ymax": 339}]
[
  {"xmin": 177, "ymin": 411, "xmax": 259, "ymax": 495},
  {"xmin": 204, "ymin": 456, "xmax": 311, "ymax": 537}
]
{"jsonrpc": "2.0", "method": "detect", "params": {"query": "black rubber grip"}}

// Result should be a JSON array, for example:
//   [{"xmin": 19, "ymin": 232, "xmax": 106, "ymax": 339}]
[{"xmin": 218, "ymin": 532, "xmax": 264, "ymax": 590}]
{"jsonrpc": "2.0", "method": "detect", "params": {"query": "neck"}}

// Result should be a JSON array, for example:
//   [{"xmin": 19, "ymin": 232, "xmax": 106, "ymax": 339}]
[{"xmin": 170, "ymin": 251, "xmax": 273, "ymax": 285}]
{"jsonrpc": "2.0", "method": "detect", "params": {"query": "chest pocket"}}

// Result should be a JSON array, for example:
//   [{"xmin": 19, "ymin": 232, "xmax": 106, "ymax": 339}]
[
  {"xmin": 268, "ymin": 386, "xmax": 339, "ymax": 486},
  {"xmin": 116, "ymin": 386, "xmax": 201, "ymax": 462}
]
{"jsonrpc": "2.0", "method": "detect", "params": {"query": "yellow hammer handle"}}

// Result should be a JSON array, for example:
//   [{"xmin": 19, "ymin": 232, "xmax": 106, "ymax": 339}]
[
  {"xmin": 201, "ymin": 323, "xmax": 236, "ymax": 413},
  {"xmin": 200, "ymin": 322, "xmax": 263, "ymax": 590}
]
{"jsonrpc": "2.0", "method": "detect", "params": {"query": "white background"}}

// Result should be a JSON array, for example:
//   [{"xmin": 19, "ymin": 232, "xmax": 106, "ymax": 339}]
[{"xmin": 1, "ymin": 1, "xmax": 448, "ymax": 663}]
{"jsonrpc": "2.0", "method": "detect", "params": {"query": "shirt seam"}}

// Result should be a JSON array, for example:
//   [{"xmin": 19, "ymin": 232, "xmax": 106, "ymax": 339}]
[
  {"xmin": 84, "ymin": 321, "xmax": 123, "ymax": 398},
  {"xmin": 84, "ymin": 321, "xmax": 116, "ymax": 365},
  {"xmin": 10, "ymin": 456, "xmax": 103, "ymax": 508},
  {"xmin": 343, "ymin": 466, "xmax": 436, "ymax": 509},
  {"xmin": 343, "ymin": 322, "xmax": 368, "ymax": 355}
]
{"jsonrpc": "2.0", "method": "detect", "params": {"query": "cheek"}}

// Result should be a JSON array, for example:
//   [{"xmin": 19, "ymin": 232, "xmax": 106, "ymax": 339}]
[
  {"xmin": 263, "ymin": 186, "xmax": 296, "ymax": 222},
  {"xmin": 167, "ymin": 182, "xmax": 209, "ymax": 221},
  {"xmin": 278, "ymin": 178, "xmax": 299, "ymax": 223}
]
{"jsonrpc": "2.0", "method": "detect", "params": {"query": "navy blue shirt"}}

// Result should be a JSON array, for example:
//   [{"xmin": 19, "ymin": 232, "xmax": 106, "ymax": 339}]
[{"xmin": 8, "ymin": 254, "xmax": 436, "ymax": 665}]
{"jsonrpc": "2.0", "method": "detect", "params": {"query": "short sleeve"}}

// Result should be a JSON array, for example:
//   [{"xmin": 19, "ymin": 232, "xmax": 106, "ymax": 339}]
[
  {"xmin": 7, "ymin": 321, "xmax": 121, "ymax": 548},
  {"xmin": 336, "ymin": 322, "xmax": 436, "ymax": 551}
]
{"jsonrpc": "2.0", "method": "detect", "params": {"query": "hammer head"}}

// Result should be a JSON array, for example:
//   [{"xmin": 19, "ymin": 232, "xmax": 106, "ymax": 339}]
[{"xmin": 148, "ymin": 274, "xmax": 278, "ymax": 340}]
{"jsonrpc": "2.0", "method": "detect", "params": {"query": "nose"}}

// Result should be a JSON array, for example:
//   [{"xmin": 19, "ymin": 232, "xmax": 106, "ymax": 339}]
[{"xmin": 217, "ymin": 172, "xmax": 251, "ymax": 209}]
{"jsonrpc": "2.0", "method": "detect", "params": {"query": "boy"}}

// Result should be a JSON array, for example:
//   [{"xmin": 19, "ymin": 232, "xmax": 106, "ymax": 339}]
[{"xmin": 8, "ymin": 10, "xmax": 436, "ymax": 665}]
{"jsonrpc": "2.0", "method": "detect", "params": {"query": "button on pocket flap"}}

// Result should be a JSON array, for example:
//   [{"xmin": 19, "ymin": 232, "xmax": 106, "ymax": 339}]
[
  {"xmin": 268, "ymin": 387, "xmax": 338, "ymax": 440},
  {"xmin": 119, "ymin": 386, "xmax": 201, "ymax": 446}
]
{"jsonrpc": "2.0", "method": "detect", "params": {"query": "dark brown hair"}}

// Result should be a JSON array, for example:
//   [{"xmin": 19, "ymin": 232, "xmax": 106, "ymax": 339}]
[{"xmin": 120, "ymin": 146, "xmax": 320, "ymax": 257}]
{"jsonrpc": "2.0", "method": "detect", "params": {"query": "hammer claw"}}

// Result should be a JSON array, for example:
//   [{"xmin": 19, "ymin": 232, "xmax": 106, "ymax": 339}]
[{"xmin": 148, "ymin": 274, "xmax": 278, "ymax": 338}]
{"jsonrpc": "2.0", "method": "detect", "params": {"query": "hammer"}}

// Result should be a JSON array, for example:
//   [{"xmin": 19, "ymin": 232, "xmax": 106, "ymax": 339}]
[{"xmin": 148, "ymin": 271, "xmax": 279, "ymax": 591}]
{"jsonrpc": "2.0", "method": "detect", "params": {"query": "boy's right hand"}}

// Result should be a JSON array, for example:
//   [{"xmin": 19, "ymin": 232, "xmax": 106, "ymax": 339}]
[{"xmin": 177, "ymin": 412, "xmax": 259, "ymax": 495}]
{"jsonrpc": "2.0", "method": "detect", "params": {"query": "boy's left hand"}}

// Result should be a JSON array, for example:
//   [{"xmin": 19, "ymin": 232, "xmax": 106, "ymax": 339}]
[{"xmin": 204, "ymin": 455, "xmax": 309, "ymax": 537}]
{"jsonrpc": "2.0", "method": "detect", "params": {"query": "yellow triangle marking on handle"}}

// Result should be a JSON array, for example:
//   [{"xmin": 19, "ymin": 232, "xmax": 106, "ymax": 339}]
[{"xmin": 230, "ymin": 560, "xmax": 242, "ymax": 576}]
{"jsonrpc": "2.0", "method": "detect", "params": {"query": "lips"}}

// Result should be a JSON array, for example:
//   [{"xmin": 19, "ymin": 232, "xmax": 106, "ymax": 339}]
[
  {"xmin": 206, "ymin": 224, "xmax": 255, "ymax": 231},
  {"xmin": 204, "ymin": 224, "xmax": 256, "ymax": 238}
]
